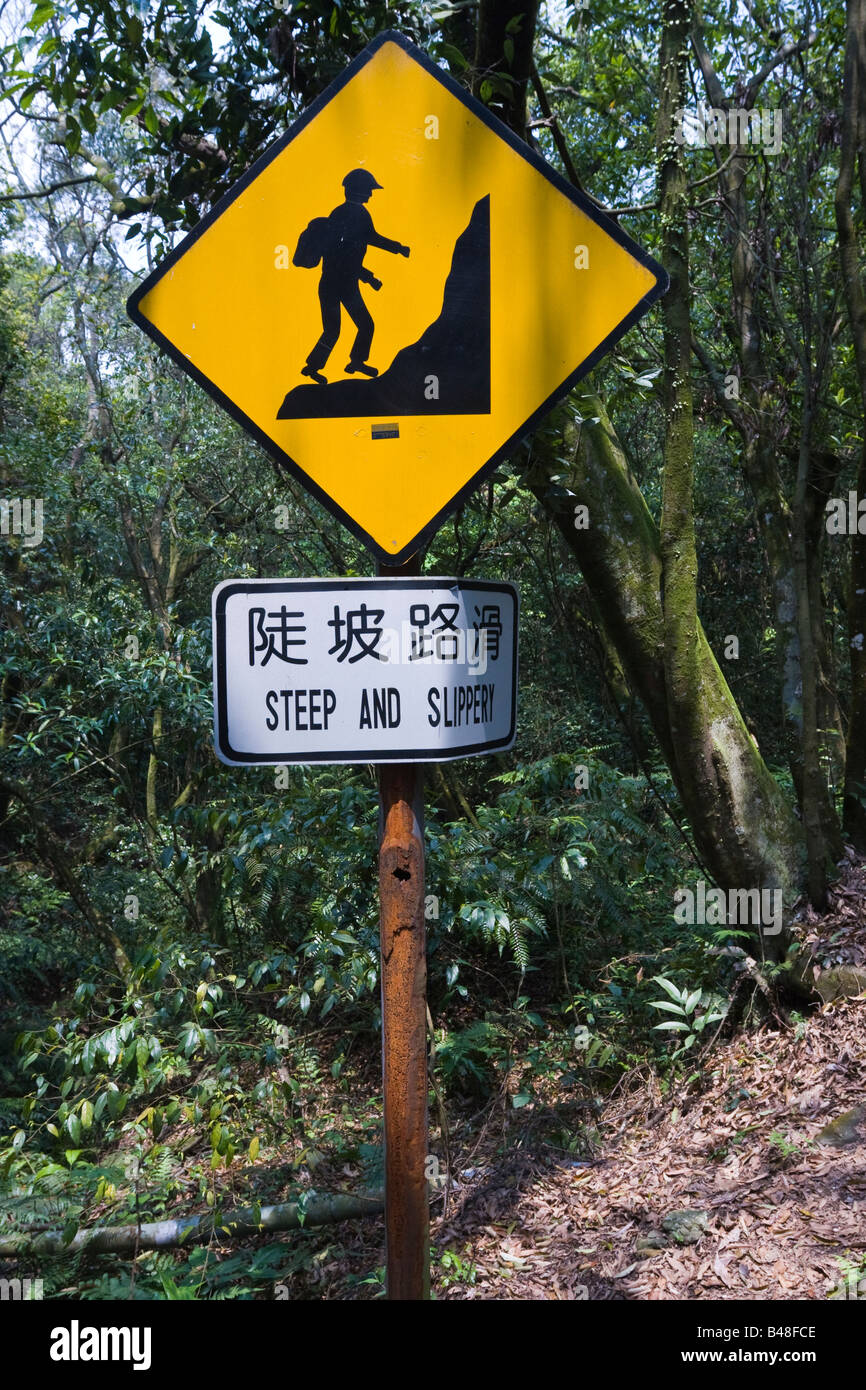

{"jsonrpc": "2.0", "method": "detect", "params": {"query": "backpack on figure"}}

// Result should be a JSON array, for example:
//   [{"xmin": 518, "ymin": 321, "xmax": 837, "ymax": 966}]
[{"xmin": 292, "ymin": 216, "xmax": 337, "ymax": 269}]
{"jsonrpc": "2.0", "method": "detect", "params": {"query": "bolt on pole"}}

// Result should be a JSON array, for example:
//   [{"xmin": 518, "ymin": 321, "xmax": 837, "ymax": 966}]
[{"xmin": 377, "ymin": 554, "xmax": 429, "ymax": 1301}]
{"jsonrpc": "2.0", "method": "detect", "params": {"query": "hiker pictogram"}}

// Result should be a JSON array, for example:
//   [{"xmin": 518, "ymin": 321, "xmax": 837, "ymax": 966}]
[
  {"xmin": 127, "ymin": 30, "xmax": 667, "ymax": 564},
  {"xmin": 296, "ymin": 169, "xmax": 410, "ymax": 386},
  {"xmin": 279, "ymin": 191, "xmax": 492, "ymax": 421}
]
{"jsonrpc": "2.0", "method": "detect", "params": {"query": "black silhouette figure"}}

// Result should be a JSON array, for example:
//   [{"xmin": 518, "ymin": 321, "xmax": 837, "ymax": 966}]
[
  {"xmin": 298, "ymin": 169, "xmax": 410, "ymax": 384},
  {"xmin": 279, "ymin": 194, "xmax": 491, "ymax": 420}
]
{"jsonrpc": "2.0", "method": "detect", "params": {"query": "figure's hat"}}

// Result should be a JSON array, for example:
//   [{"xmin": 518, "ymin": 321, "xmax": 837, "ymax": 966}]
[{"xmin": 343, "ymin": 168, "xmax": 383, "ymax": 197}]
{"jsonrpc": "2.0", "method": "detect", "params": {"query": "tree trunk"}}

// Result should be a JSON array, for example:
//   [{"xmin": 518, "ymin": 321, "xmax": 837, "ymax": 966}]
[
  {"xmin": 792, "ymin": 414, "xmax": 833, "ymax": 906},
  {"xmin": 0, "ymin": 1190, "xmax": 384, "ymax": 1259},
  {"xmin": 472, "ymin": 0, "xmax": 540, "ymax": 137},
  {"xmin": 478, "ymin": 0, "xmax": 806, "ymax": 940},
  {"xmin": 691, "ymin": 25, "xmax": 842, "ymax": 846},
  {"xmin": 837, "ymin": 0, "xmax": 866, "ymax": 850},
  {"xmin": 528, "ymin": 399, "xmax": 805, "ymax": 933}
]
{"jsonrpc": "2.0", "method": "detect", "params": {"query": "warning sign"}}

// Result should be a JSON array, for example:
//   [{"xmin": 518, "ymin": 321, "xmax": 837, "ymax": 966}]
[
  {"xmin": 129, "ymin": 31, "xmax": 667, "ymax": 563},
  {"xmin": 212, "ymin": 577, "xmax": 518, "ymax": 764}
]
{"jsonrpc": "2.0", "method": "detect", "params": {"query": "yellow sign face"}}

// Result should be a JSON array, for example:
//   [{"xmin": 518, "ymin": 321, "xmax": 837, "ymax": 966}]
[{"xmin": 128, "ymin": 31, "xmax": 666, "ymax": 563}]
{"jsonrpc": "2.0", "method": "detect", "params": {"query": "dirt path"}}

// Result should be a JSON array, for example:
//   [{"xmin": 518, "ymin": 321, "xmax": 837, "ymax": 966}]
[
  {"xmin": 433, "ymin": 860, "xmax": 866, "ymax": 1300},
  {"xmin": 434, "ymin": 996, "xmax": 864, "ymax": 1299}
]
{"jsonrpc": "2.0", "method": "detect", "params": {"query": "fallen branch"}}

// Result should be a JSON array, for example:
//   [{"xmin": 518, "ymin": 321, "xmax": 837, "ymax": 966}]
[{"xmin": 0, "ymin": 1190, "xmax": 384, "ymax": 1259}]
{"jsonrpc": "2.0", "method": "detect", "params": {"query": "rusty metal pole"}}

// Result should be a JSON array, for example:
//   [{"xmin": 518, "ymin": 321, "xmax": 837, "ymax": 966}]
[{"xmin": 377, "ymin": 554, "xmax": 429, "ymax": 1300}]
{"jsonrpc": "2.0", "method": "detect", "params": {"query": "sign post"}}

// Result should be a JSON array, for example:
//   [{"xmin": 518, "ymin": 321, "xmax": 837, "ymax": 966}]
[
  {"xmin": 378, "ymin": 755, "xmax": 427, "ymax": 1298},
  {"xmin": 128, "ymin": 28, "xmax": 667, "ymax": 1301},
  {"xmin": 378, "ymin": 548, "xmax": 429, "ymax": 1298},
  {"xmin": 211, "ymin": 569, "xmax": 516, "ymax": 1298}
]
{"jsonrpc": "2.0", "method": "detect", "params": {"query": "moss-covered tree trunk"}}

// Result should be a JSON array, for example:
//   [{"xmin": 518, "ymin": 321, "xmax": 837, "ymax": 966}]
[
  {"xmin": 479, "ymin": 0, "xmax": 805, "ymax": 946},
  {"xmin": 656, "ymin": 0, "xmax": 702, "ymax": 804},
  {"xmin": 528, "ymin": 400, "xmax": 805, "ymax": 930}
]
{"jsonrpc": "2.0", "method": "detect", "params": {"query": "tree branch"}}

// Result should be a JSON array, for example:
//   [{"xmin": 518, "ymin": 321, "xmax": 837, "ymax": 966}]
[{"xmin": 0, "ymin": 175, "xmax": 94, "ymax": 203}]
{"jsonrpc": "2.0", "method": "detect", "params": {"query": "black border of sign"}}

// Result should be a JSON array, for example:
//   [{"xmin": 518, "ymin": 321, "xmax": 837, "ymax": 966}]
[
  {"xmin": 212, "ymin": 576, "xmax": 519, "ymax": 764},
  {"xmin": 128, "ymin": 29, "xmax": 669, "ymax": 565}
]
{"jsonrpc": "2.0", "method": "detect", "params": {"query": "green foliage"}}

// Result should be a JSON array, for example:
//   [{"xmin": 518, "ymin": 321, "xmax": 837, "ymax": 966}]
[
  {"xmin": 767, "ymin": 1130, "xmax": 810, "ymax": 1163},
  {"xmin": 436, "ymin": 1244, "xmax": 477, "ymax": 1289},
  {"xmin": 648, "ymin": 976, "xmax": 728, "ymax": 1059},
  {"xmin": 0, "ymin": 0, "xmax": 852, "ymax": 1301},
  {"xmin": 434, "ymin": 1018, "xmax": 509, "ymax": 1098}
]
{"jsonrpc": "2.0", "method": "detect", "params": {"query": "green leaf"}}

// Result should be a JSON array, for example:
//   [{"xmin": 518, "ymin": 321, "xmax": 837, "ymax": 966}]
[
  {"xmin": 29, "ymin": 2, "xmax": 56, "ymax": 30},
  {"xmin": 64, "ymin": 116, "xmax": 81, "ymax": 156},
  {"xmin": 651, "ymin": 976, "xmax": 684, "ymax": 1003},
  {"xmin": 120, "ymin": 96, "xmax": 145, "ymax": 121},
  {"xmin": 684, "ymin": 989, "xmax": 702, "ymax": 1016},
  {"xmin": 437, "ymin": 42, "xmax": 469, "ymax": 71}
]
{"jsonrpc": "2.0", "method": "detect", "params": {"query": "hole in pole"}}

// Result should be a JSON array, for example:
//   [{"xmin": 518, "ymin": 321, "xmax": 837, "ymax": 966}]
[{"xmin": 392, "ymin": 867, "xmax": 411, "ymax": 881}]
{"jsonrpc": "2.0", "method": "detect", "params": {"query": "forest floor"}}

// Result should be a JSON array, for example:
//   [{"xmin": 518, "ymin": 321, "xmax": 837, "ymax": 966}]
[
  {"xmin": 296, "ymin": 855, "xmax": 866, "ymax": 1300},
  {"xmin": 46, "ymin": 859, "xmax": 864, "ymax": 1300},
  {"xmin": 432, "ymin": 1000, "xmax": 865, "ymax": 1300}
]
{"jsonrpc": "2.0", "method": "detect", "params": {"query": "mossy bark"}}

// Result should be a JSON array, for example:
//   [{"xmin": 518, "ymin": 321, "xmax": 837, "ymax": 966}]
[
  {"xmin": 488, "ymin": 0, "xmax": 805, "ymax": 942},
  {"xmin": 528, "ymin": 399, "xmax": 805, "ymax": 936}
]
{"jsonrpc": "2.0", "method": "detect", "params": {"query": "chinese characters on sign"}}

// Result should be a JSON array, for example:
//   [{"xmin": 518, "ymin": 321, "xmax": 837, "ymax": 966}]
[{"xmin": 213, "ymin": 578, "xmax": 518, "ymax": 764}]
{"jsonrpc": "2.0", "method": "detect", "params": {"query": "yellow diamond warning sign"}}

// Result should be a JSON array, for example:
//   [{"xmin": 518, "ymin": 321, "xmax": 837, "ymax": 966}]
[{"xmin": 127, "ymin": 31, "xmax": 667, "ymax": 564}]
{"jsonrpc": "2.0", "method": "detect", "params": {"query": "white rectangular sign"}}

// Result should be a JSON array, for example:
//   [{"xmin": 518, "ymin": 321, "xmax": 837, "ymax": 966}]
[{"xmin": 212, "ymin": 577, "xmax": 518, "ymax": 765}]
